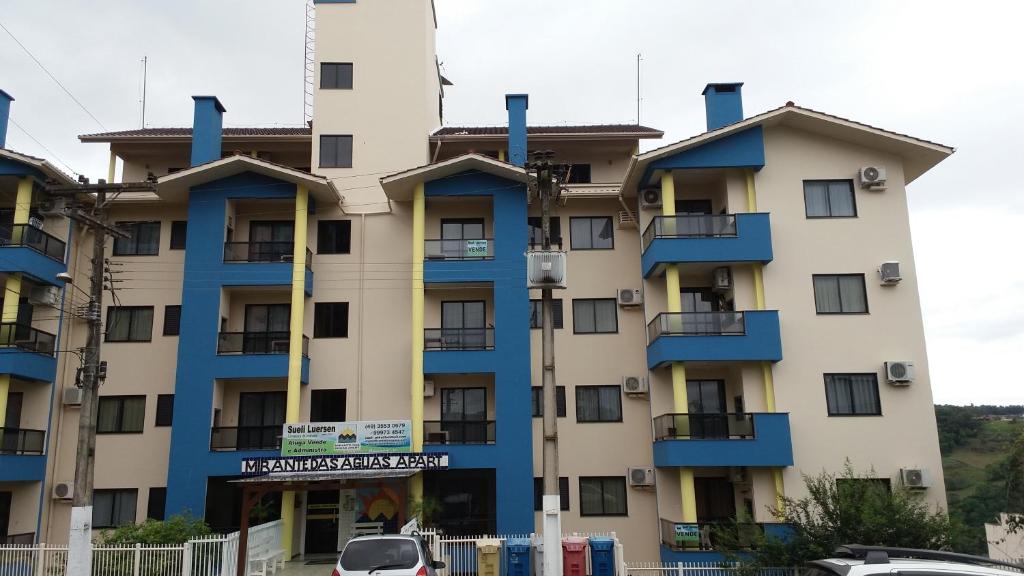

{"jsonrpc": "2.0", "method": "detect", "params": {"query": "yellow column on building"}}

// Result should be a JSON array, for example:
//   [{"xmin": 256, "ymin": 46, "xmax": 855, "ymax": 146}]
[
  {"xmin": 0, "ymin": 177, "xmax": 34, "ymax": 428},
  {"xmin": 410, "ymin": 182, "xmax": 426, "ymax": 506},
  {"xmin": 107, "ymin": 150, "xmax": 117, "ymax": 183},
  {"xmin": 497, "ymin": 150, "xmax": 506, "ymax": 163}
]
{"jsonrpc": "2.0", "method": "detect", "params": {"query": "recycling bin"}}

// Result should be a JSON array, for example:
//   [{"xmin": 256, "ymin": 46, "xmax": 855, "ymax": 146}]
[
  {"xmin": 588, "ymin": 537, "xmax": 615, "ymax": 576},
  {"xmin": 561, "ymin": 537, "xmax": 588, "ymax": 576},
  {"xmin": 532, "ymin": 535, "xmax": 545, "ymax": 576},
  {"xmin": 476, "ymin": 538, "xmax": 502, "ymax": 576},
  {"xmin": 505, "ymin": 537, "xmax": 532, "ymax": 576}
]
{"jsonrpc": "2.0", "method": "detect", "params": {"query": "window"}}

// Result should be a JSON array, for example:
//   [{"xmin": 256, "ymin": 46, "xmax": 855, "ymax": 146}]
[
  {"xmin": 93, "ymin": 489, "xmax": 138, "ymax": 528},
  {"xmin": 527, "ymin": 217, "xmax": 562, "ymax": 248},
  {"xmin": 163, "ymin": 305, "xmax": 181, "ymax": 336},
  {"xmin": 441, "ymin": 388, "xmax": 488, "ymax": 443},
  {"xmin": 529, "ymin": 299, "xmax": 563, "ymax": 329},
  {"xmin": 314, "ymin": 302, "xmax": 349, "ymax": 338},
  {"xmin": 97, "ymin": 396, "xmax": 146, "ymax": 433},
  {"xmin": 553, "ymin": 164, "xmax": 591, "ymax": 184},
  {"xmin": 311, "ymin": 389, "xmax": 346, "ymax": 422},
  {"xmin": 321, "ymin": 62, "xmax": 353, "ymax": 89},
  {"xmin": 169, "ymin": 221, "xmax": 187, "ymax": 250},
  {"xmin": 575, "ymin": 386, "xmax": 622, "ymax": 422},
  {"xmin": 147, "ymin": 488, "xmax": 166, "ymax": 521},
  {"xmin": 155, "ymin": 394, "xmax": 174, "ymax": 427},
  {"xmin": 533, "ymin": 477, "xmax": 570, "ymax": 511},
  {"xmin": 105, "ymin": 306, "xmax": 154, "ymax": 342},
  {"xmin": 320, "ymin": 135, "xmax": 353, "ymax": 168},
  {"xmin": 804, "ymin": 180, "xmax": 857, "ymax": 218},
  {"xmin": 113, "ymin": 222, "xmax": 161, "ymax": 256},
  {"xmin": 572, "ymin": 299, "xmax": 617, "ymax": 334},
  {"xmin": 237, "ymin": 392, "xmax": 286, "ymax": 450},
  {"xmin": 813, "ymin": 274, "xmax": 868, "ymax": 314},
  {"xmin": 569, "ymin": 217, "xmax": 614, "ymax": 250},
  {"xmin": 579, "ymin": 477, "xmax": 627, "ymax": 516},
  {"xmin": 824, "ymin": 374, "xmax": 881, "ymax": 416},
  {"xmin": 531, "ymin": 386, "xmax": 566, "ymax": 417},
  {"xmin": 317, "ymin": 220, "xmax": 352, "ymax": 254}
]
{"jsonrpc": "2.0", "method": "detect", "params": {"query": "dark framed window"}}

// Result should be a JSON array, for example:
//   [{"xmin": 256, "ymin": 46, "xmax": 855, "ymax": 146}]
[
  {"xmin": 569, "ymin": 217, "xmax": 614, "ymax": 250},
  {"xmin": 804, "ymin": 180, "xmax": 857, "ymax": 218},
  {"xmin": 317, "ymin": 220, "xmax": 352, "ymax": 254},
  {"xmin": 824, "ymin": 373, "xmax": 881, "ymax": 416},
  {"xmin": 572, "ymin": 299, "xmax": 617, "ymax": 334},
  {"xmin": 813, "ymin": 274, "xmax": 868, "ymax": 314},
  {"xmin": 155, "ymin": 394, "xmax": 174, "ymax": 427},
  {"xmin": 529, "ymin": 299, "xmax": 563, "ymax": 329},
  {"xmin": 321, "ymin": 62, "xmax": 353, "ymax": 89},
  {"xmin": 93, "ymin": 489, "xmax": 138, "ymax": 528},
  {"xmin": 533, "ymin": 477, "xmax": 570, "ymax": 511},
  {"xmin": 105, "ymin": 306, "xmax": 154, "ymax": 342},
  {"xmin": 320, "ymin": 135, "xmax": 353, "ymax": 168},
  {"xmin": 146, "ymin": 488, "xmax": 167, "ymax": 521},
  {"xmin": 575, "ymin": 386, "xmax": 622, "ymax": 422},
  {"xmin": 97, "ymin": 396, "xmax": 146, "ymax": 433},
  {"xmin": 163, "ymin": 305, "xmax": 181, "ymax": 336},
  {"xmin": 314, "ymin": 302, "xmax": 349, "ymax": 338},
  {"xmin": 531, "ymin": 386, "xmax": 566, "ymax": 418},
  {"xmin": 169, "ymin": 221, "xmax": 187, "ymax": 250},
  {"xmin": 113, "ymin": 222, "xmax": 161, "ymax": 256},
  {"xmin": 311, "ymin": 389, "xmax": 346, "ymax": 422},
  {"xmin": 579, "ymin": 477, "xmax": 627, "ymax": 516},
  {"xmin": 528, "ymin": 216, "xmax": 562, "ymax": 248},
  {"xmin": 553, "ymin": 164, "xmax": 592, "ymax": 184}
]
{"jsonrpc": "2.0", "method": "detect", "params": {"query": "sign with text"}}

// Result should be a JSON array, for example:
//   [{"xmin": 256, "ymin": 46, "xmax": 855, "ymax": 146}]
[
  {"xmin": 242, "ymin": 452, "xmax": 448, "ymax": 476},
  {"xmin": 281, "ymin": 421, "xmax": 411, "ymax": 456},
  {"xmin": 464, "ymin": 239, "xmax": 489, "ymax": 258},
  {"xmin": 673, "ymin": 523, "xmax": 700, "ymax": 547}
]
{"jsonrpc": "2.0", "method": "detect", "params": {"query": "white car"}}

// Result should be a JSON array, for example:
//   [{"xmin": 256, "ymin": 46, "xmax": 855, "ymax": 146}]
[
  {"xmin": 331, "ymin": 534, "xmax": 445, "ymax": 576},
  {"xmin": 807, "ymin": 545, "xmax": 1024, "ymax": 576}
]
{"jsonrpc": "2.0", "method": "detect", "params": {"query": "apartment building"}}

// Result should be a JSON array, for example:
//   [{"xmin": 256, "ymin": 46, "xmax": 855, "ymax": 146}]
[{"xmin": 0, "ymin": 0, "xmax": 953, "ymax": 563}]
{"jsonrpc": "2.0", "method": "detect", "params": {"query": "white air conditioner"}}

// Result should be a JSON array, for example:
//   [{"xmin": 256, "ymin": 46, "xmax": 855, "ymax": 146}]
[
  {"xmin": 622, "ymin": 375, "xmax": 648, "ymax": 395},
  {"xmin": 28, "ymin": 216, "xmax": 44, "ymax": 229},
  {"xmin": 424, "ymin": 380, "xmax": 435, "ymax": 398},
  {"xmin": 712, "ymin": 267, "xmax": 733, "ymax": 291},
  {"xmin": 879, "ymin": 261, "xmax": 902, "ymax": 285},
  {"xmin": 728, "ymin": 467, "xmax": 747, "ymax": 484},
  {"xmin": 53, "ymin": 482, "xmax": 74, "ymax": 500},
  {"xmin": 900, "ymin": 468, "xmax": 929, "ymax": 489},
  {"xmin": 885, "ymin": 361, "xmax": 915, "ymax": 385},
  {"xmin": 29, "ymin": 285, "xmax": 61, "ymax": 307},
  {"xmin": 526, "ymin": 251, "xmax": 567, "ymax": 289},
  {"xmin": 640, "ymin": 188, "xmax": 662, "ymax": 209},
  {"xmin": 62, "ymin": 388, "xmax": 84, "ymax": 406},
  {"xmin": 38, "ymin": 197, "xmax": 69, "ymax": 218},
  {"xmin": 617, "ymin": 288, "xmax": 643, "ymax": 307},
  {"xmin": 859, "ymin": 165, "xmax": 887, "ymax": 190},
  {"xmin": 628, "ymin": 467, "xmax": 655, "ymax": 488}
]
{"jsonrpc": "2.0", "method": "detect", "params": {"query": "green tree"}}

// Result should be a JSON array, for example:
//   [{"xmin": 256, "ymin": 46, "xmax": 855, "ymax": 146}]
[{"xmin": 101, "ymin": 513, "xmax": 213, "ymax": 545}]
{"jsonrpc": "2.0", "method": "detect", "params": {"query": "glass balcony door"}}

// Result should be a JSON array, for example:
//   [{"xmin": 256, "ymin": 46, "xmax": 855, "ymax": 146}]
[
  {"xmin": 441, "ymin": 301, "xmax": 487, "ymax": 349},
  {"xmin": 243, "ymin": 304, "xmax": 291, "ymax": 353},
  {"xmin": 686, "ymin": 380, "xmax": 728, "ymax": 439},
  {"xmin": 249, "ymin": 221, "xmax": 295, "ymax": 262},
  {"xmin": 441, "ymin": 387, "xmax": 487, "ymax": 443},
  {"xmin": 237, "ymin": 391, "xmax": 286, "ymax": 450},
  {"xmin": 440, "ymin": 218, "xmax": 484, "ymax": 259}
]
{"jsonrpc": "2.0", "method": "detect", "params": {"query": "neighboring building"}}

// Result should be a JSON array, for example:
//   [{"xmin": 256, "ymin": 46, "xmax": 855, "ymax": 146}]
[
  {"xmin": 0, "ymin": 0, "xmax": 953, "ymax": 563},
  {"xmin": 987, "ymin": 514, "xmax": 1024, "ymax": 564}
]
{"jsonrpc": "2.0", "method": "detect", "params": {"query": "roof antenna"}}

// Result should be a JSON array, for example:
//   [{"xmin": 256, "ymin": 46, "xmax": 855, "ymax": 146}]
[
  {"xmin": 636, "ymin": 53, "xmax": 642, "ymax": 125},
  {"xmin": 139, "ymin": 56, "xmax": 148, "ymax": 128}
]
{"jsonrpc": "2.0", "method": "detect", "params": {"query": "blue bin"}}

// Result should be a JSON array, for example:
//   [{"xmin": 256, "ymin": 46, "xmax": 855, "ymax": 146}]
[
  {"xmin": 505, "ymin": 537, "xmax": 532, "ymax": 576},
  {"xmin": 589, "ymin": 537, "xmax": 616, "ymax": 576}
]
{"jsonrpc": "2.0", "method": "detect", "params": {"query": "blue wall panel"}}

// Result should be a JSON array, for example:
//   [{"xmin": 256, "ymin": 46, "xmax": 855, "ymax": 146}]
[
  {"xmin": 652, "ymin": 413, "xmax": 793, "ymax": 468},
  {"xmin": 647, "ymin": 126, "xmax": 765, "ymax": 175},
  {"xmin": 647, "ymin": 310, "xmax": 782, "ymax": 367},
  {"xmin": 0, "ymin": 246, "xmax": 67, "ymax": 286},
  {"xmin": 641, "ymin": 213, "xmax": 773, "ymax": 277},
  {"xmin": 0, "ymin": 455, "xmax": 46, "ymax": 481},
  {"xmin": 0, "ymin": 349, "xmax": 57, "ymax": 383}
]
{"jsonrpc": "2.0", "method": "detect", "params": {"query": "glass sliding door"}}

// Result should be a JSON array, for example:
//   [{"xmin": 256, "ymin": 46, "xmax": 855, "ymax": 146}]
[
  {"xmin": 441, "ymin": 388, "xmax": 487, "ymax": 443},
  {"xmin": 441, "ymin": 301, "xmax": 487, "ymax": 349}
]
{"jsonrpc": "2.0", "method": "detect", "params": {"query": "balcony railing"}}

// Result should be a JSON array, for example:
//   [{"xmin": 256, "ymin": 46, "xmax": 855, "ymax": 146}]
[
  {"xmin": 423, "ymin": 420, "xmax": 496, "ymax": 444},
  {"xmin": 647, "ymin": 312, "xmax": 745, "ymax": 342},
  {"xmin": 0, "ymin": 224, "xmax": 66, "ymax": 262},
  {"xmin": 660, "ymin": 518, "xmax": 768, "ymax": 551},
  {"xmin": 2, "ymin": 533, "xmax": 35, "ymax": 545},
  {"xmin": 653, "ymin": 413, "xmax": 755, "ymax": 441},
  {"xmin": 424, "ymin": 239, "xmax": 494, "ymax": 260},
  {"xmin": 210, "ymin": 425, "xmax": 281, "ymax": 451},
  {"xmin": 424, "ymin": 328, "xmax": 494, "ymax": 351},
  {"xmin": 216, "ymin": 331, "xmax": 309, "ymax": 356},
  {"xmin": 641, "ymin": 215, "xmax": 738, "ymax": 252},
  {"xmin": 224, "ymin": 242, "xmax": 313, "ymax": 269},
  {"xmin": 0, "ymin": 323, "xmax": 56, "ymax": 356},
  {"xmin": 0, "ymin": 427, "xmax": 46, "ymax": 455}
]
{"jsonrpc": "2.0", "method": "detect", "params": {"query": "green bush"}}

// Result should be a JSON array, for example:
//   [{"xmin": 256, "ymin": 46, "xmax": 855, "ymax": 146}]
[{"xmin": 100, "ymin": 514, "xmax": 213, "ymax": 545}]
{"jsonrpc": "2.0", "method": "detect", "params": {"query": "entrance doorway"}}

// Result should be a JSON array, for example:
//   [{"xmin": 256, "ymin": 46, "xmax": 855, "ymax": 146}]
[
  {"xmin": 0, "ymin": 491, "xmax": 11, "ymax": 540},
  {"xmin": 304, "ymin": 490, "xmax": 340, "ymax": 555},
  {"xmin": 695, "ymin": 477, "xmax": 737, "ymax": 522}
]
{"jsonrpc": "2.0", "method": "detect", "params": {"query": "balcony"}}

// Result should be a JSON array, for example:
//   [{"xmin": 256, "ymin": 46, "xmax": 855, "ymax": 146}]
[
  {"xmin": 220, "ymin": 242, "xmax": 314, "ymax": 295},
  {"xmin": 224, "ymin": 242, "xmax": 313, "ymax": 269},
  {"xmin": 0, "ymin": 323, "xmax": 58, "ymax": 382},
  {"xmin": 423, "ymin": 420, "xmax": 495, "ymax": 445},
  {"xmin": 0, "ymin": 427, "xmax": 45, "ymax": 455},
  {"xmin": 424, "ymin": 328, "xmax": 494, "ymax": 351},
  {"xmin": 423, "ymin": 328, "xmax": 497, "ymax": 374},
  {"xmin": 424, "ymin": 239, "xmax": 494, "ymax": 260},
  {"xmin": 210, "ymin": 425, "xmax": 281, "ymax": 451},
  {"xmin": 217, "ymin": 332, "xmax": 309, "ymax": 356},
  {"xmin": 641, "ymin": 213, "xmax": 772, "ymax": 277},
  {"xmin": 646, "ymin": 311, "xmax": 782, "ymax": 367},
  {"xmin": 0, "ymin": 225, "xmax": 67, "ymax": 283},
  {"xmin": 652, "ymin": 412, "xmax": 793, "ymax": 468},
  {"xmin": 213, "ymin": 332, "xmax": 310, "ymax": 383},
  {"xmin": 660, "ymin": 518, "xmax": 787, "ymax": 551}
]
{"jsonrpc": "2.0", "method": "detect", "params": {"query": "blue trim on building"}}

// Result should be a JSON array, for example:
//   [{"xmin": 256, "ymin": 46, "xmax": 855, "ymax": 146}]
[
  {"xmin": 0, "ymin": 246, "xmax": 67, "ymax": 287},
  {"xmin": 190, "ymin": 96, "xmax": 225, "ymax": 167},
  {"xmin": 647, "ymin": 310, "xmax": 782, "ymax": 367},
  {"xmin": 504, "ymin": 95, "xmax": 528, "ymax": 167},
  {"xmin": 641, "ymin": 213, "xmax": 773, "ymax": 277},
  {"xmin": 652, "ymin": 413, "xmax": 793, "ymax": 468},
  {"xmin": 649, "ymin": 126, "xmax": 764, "ymax": 172},
  {"xmin": 0, "ymin": 158, "xmax": 46, "ymax": 182},
  {"xmin": 423, "ymin": 350, "xmax": 497, "ymax": 375},
  {"xmin": 0, "ymin": 350, "xmax": 57, "ymax": 383},
  {"xmin": 702, "ymin": 83, "xmax": 745, "ymax": 131},
  {"xmin": 0, "ymin": 455, "xmax": 46, "ymax": 482},
  {"xmin": 213, "ymin": 355, "xmax": 309, "ymax": 384}
]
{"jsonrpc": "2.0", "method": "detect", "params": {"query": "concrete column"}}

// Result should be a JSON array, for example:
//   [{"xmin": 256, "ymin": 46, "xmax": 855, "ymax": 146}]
[
  {"xmin": 410, "ymin": 182, "xmax": 426, "ymax": 506},
  {"xmin": 0, "ymin": 177, "xmax": 33, "ymax": 428}
]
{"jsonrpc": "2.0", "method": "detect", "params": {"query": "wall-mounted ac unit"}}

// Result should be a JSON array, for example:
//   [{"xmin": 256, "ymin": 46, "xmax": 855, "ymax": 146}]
[
  {"xmin": 424, "ymin": 380, "xmax": 435, "ymax": 398},
  {"xmin": 712, "ymin": 267, "xmax": 733, "ymax": 291},
  {"xmin": 859, "ymin": 165, "xmax": 887, "ymax": 190},
  {"xmin": 885, "ymin": 361, "xmax": 915, "ymax": 385},
  {"xmin": 900, "ymin": 468, "xmax": 929, "ymax": 489},
  {"xmin": 617, "ymin": 288, "xmax": 642, "ymax": 307},
  {"xmin": 62, "ymin": 388, "xmax": 83, "ymax": 406},
  {"xmin": 29, "ymin": 285, "xmax": 61, "ymax": 307},
  {"xmin": 28, "ymin": 216, "xmax": 44, "ymax": 229},
  {"xmin": 38, "ymin": 197, "xmax": 69, "ymax": 218},
  {"xmin": 879, "ymin": 261, "xmax": 902, "ymax": 285},
  {"xmin": 53, "ymin": 482, "xmax": 74, "ymax": 500},
  {"xmin": 640, "ymin": 188, "xmax": 662, "ymax": 209},
  {"xmin": 622, "ymin": 375, "xmax": 648, "ymax": 395},
  {"xmin": 728, "ymin": 467, "xmax": 747, "ymax": 484},
  {"xmin": 628, "ymin": 467, "xmax": 655, "ymax": 488},
  {"xmin": 527, "ymin": 251, "xmax": 567, "ymax": 289}
]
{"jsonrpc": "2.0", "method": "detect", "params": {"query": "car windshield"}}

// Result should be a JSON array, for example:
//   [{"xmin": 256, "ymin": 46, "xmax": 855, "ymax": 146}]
[{"xmin": 340, "ymin": 539, "xmax": 420, "ymax": 571}]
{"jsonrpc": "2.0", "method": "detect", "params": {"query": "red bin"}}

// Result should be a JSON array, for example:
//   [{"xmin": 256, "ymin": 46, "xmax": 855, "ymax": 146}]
[{"xmin": 561, "ymin": 537, "xmax": 589, "ymax": 576}]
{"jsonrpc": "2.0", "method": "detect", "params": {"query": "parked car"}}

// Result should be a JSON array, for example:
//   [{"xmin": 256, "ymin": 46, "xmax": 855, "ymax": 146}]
[
  {"xmin": 332, "ymin": 534, "xmax": 445, "ymax": 576},
  {"xmin": 807, "ymin": 545, "xmax": 1024, "ymax": 576}
]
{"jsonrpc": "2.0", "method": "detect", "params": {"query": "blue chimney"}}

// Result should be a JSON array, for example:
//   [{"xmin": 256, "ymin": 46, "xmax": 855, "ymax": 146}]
[
  {"xmin": 190, "ymin": 95, "xmax": 226, "ymax": 166},
  {"xmin": 701, "ymin": 83, "xmax": 744, "ymax": 131},
  {"xmin": 505, "ymin": 94, "xmax": 528, "ymax": 166},
  {"xmin": 0, "ymin": 90, "xmax": 13, "ymax": 149}
]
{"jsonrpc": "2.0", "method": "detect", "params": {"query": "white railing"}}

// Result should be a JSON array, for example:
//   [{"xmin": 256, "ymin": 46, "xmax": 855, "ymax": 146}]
[{"xmin": 626, "ymin": 562, "xmax": 799, "ymax": 576}]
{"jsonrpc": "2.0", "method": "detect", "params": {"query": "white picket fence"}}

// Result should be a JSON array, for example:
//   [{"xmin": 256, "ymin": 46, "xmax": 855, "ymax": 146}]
[{"xmin": 625, "ymin": 562, "xmax": 799, "ymax": 576}]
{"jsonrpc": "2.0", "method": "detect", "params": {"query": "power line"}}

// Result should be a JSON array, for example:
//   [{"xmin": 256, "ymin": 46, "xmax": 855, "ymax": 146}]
[{"xmin": 8, "ymin": 117, "xmax": 81, "ymax": 176}]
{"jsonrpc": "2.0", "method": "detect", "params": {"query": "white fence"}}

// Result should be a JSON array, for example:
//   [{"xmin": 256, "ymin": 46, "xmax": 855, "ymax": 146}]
[{"xmin": 625, "ymin": 562, "xmax": 799, "ymax": 576}]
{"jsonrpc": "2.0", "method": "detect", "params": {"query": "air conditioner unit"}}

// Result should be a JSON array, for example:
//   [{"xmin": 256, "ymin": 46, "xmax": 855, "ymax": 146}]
[
  {"xmin": 426, "ymin": 431, "xmax": 449, "ymax": 445},
  {"xmin": 885, "ymin": 361, "xmax": 915, "ymax": 385},
  {"xmin": 53, "ymin": 482, "xmax": 74, "ymax": 500},
  {"xmin": 879, "ymin": 261, "xmax": 902, "ymax": 285},
  {"xmin": 622, "ymin": 375, "xmax": 649, "ymax": 395},
  {"xmin": 28, "ymin": 216, "xmax": 44, "ymax": 229},
  {"xmin": 270, "ymin": 340, "xmax": 290, "ymax": 353},
  {"xmin": 63, "ymin": 388, "xmax": 84, "ymax": 406},
  {"xmin": 859, "ymin": 165, "xmax": 887, "ymax": 190},
  {"xmin": 628, "ymin": 467, "xmax": 655, "ymax": 488},
  {"xmin": 526, "ymin": 251, "xmax": 567, "ymax": 289},
  {"xmin": 712, "ymin": 267, "xmax": 733, "ymax": 291},
  {"xmin": 640, "ymin": 187, "xmax": 662, "ymax": 209},
  {"xmin": 728, "ymin": 467, "xmax": 747, "ymax": 484},
  {"xmin": 424, "ymin": 380, "xmax": 435, "ymax": 398},
  {"xmin": 617, "ymin": 288, "xmax": 643, "ymax": 307},
  {"xmin": 900, "ymin": 468, "xmax": 929, "ymax": 489},
  {"xmin": 28, "ymin": 285, "xmax": 61, "ymax": 307},
  {"xmin": 38, "ymin": 197, "xmax": 69, "ymax": 218}
]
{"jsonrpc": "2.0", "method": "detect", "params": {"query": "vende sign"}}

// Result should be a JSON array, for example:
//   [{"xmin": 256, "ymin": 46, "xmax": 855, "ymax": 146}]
[{"xmin": 242, "ymin": 452, "xmax": 449, "ymax": 476}]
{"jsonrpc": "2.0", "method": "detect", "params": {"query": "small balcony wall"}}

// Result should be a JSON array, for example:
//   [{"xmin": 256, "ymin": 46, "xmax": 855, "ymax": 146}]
[
  {"xmin": 210, "ymin": 425, "xmax": 281, "ymax": 452},
  {"xmin": 641, "ymin": 213, "xmax": 772, "ymax": 278},
  {"xmin": 646, "ymin": 311, "xmax": 782, "ymax": 367},
  {"xmin": 652, "ymin": 412, "xmax": 793, "ymax": 468},
  {"xmin": 0, "ymin": 323, "xmax": 57, "ymax": 382},
  {"xmin": 221, "ymin": 242, "xmax": 313, "ymax": 294},
  {"xmin": 423, "ymin": 328, "xmax": 496, "ymax": 374},
  {"xmin": 213, "ymin": 331, "xmax": 310, "ymax": 382},
  {"xmin": 0, "ymin": 427, "xmax": 47, "ymax": 481},
  {"xmin": 423, "ymin": 420, "xmax": 496, "ymax": 445},
  {"xmin": 0, "ymin": 224, "xmax": 67, "ymax": 284}
]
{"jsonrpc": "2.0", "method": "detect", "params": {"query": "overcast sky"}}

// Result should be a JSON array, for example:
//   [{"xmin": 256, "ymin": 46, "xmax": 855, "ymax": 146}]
[{"xmin": 1, "ymin": 1, "xmax": 1020, "ymax": 405}]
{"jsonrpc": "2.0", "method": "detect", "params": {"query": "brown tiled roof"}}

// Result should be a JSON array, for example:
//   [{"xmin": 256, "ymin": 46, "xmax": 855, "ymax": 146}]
[
  {"xmin": 431, "ymin": 124, "xmax": 663, "ymax": 137},
  {"xmin": 79, "ymin": 127, "xmax": 311, "ymax": 140}
]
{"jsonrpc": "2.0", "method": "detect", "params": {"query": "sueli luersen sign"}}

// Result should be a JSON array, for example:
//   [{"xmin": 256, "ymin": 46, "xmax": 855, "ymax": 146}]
[{"xmin": 281, "ymin": 420, "xmax": 411, "ymax": 456}]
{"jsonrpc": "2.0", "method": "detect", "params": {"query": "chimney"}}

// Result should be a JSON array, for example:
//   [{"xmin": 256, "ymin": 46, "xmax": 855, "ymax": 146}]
[
  {"xmin": 0, "ymin": 90, "xmax": 13, "ymax": 149},
  {"xmin": 701, "ymin": 83, "xmax": 744, "ymax": 131},
  {"xmin": 504, "ymin": 93, "xmax": 528, "ymax": 167},
  {"xmin": 190, "ymin": 95, "xmax": 226, "ymax": 166}
]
